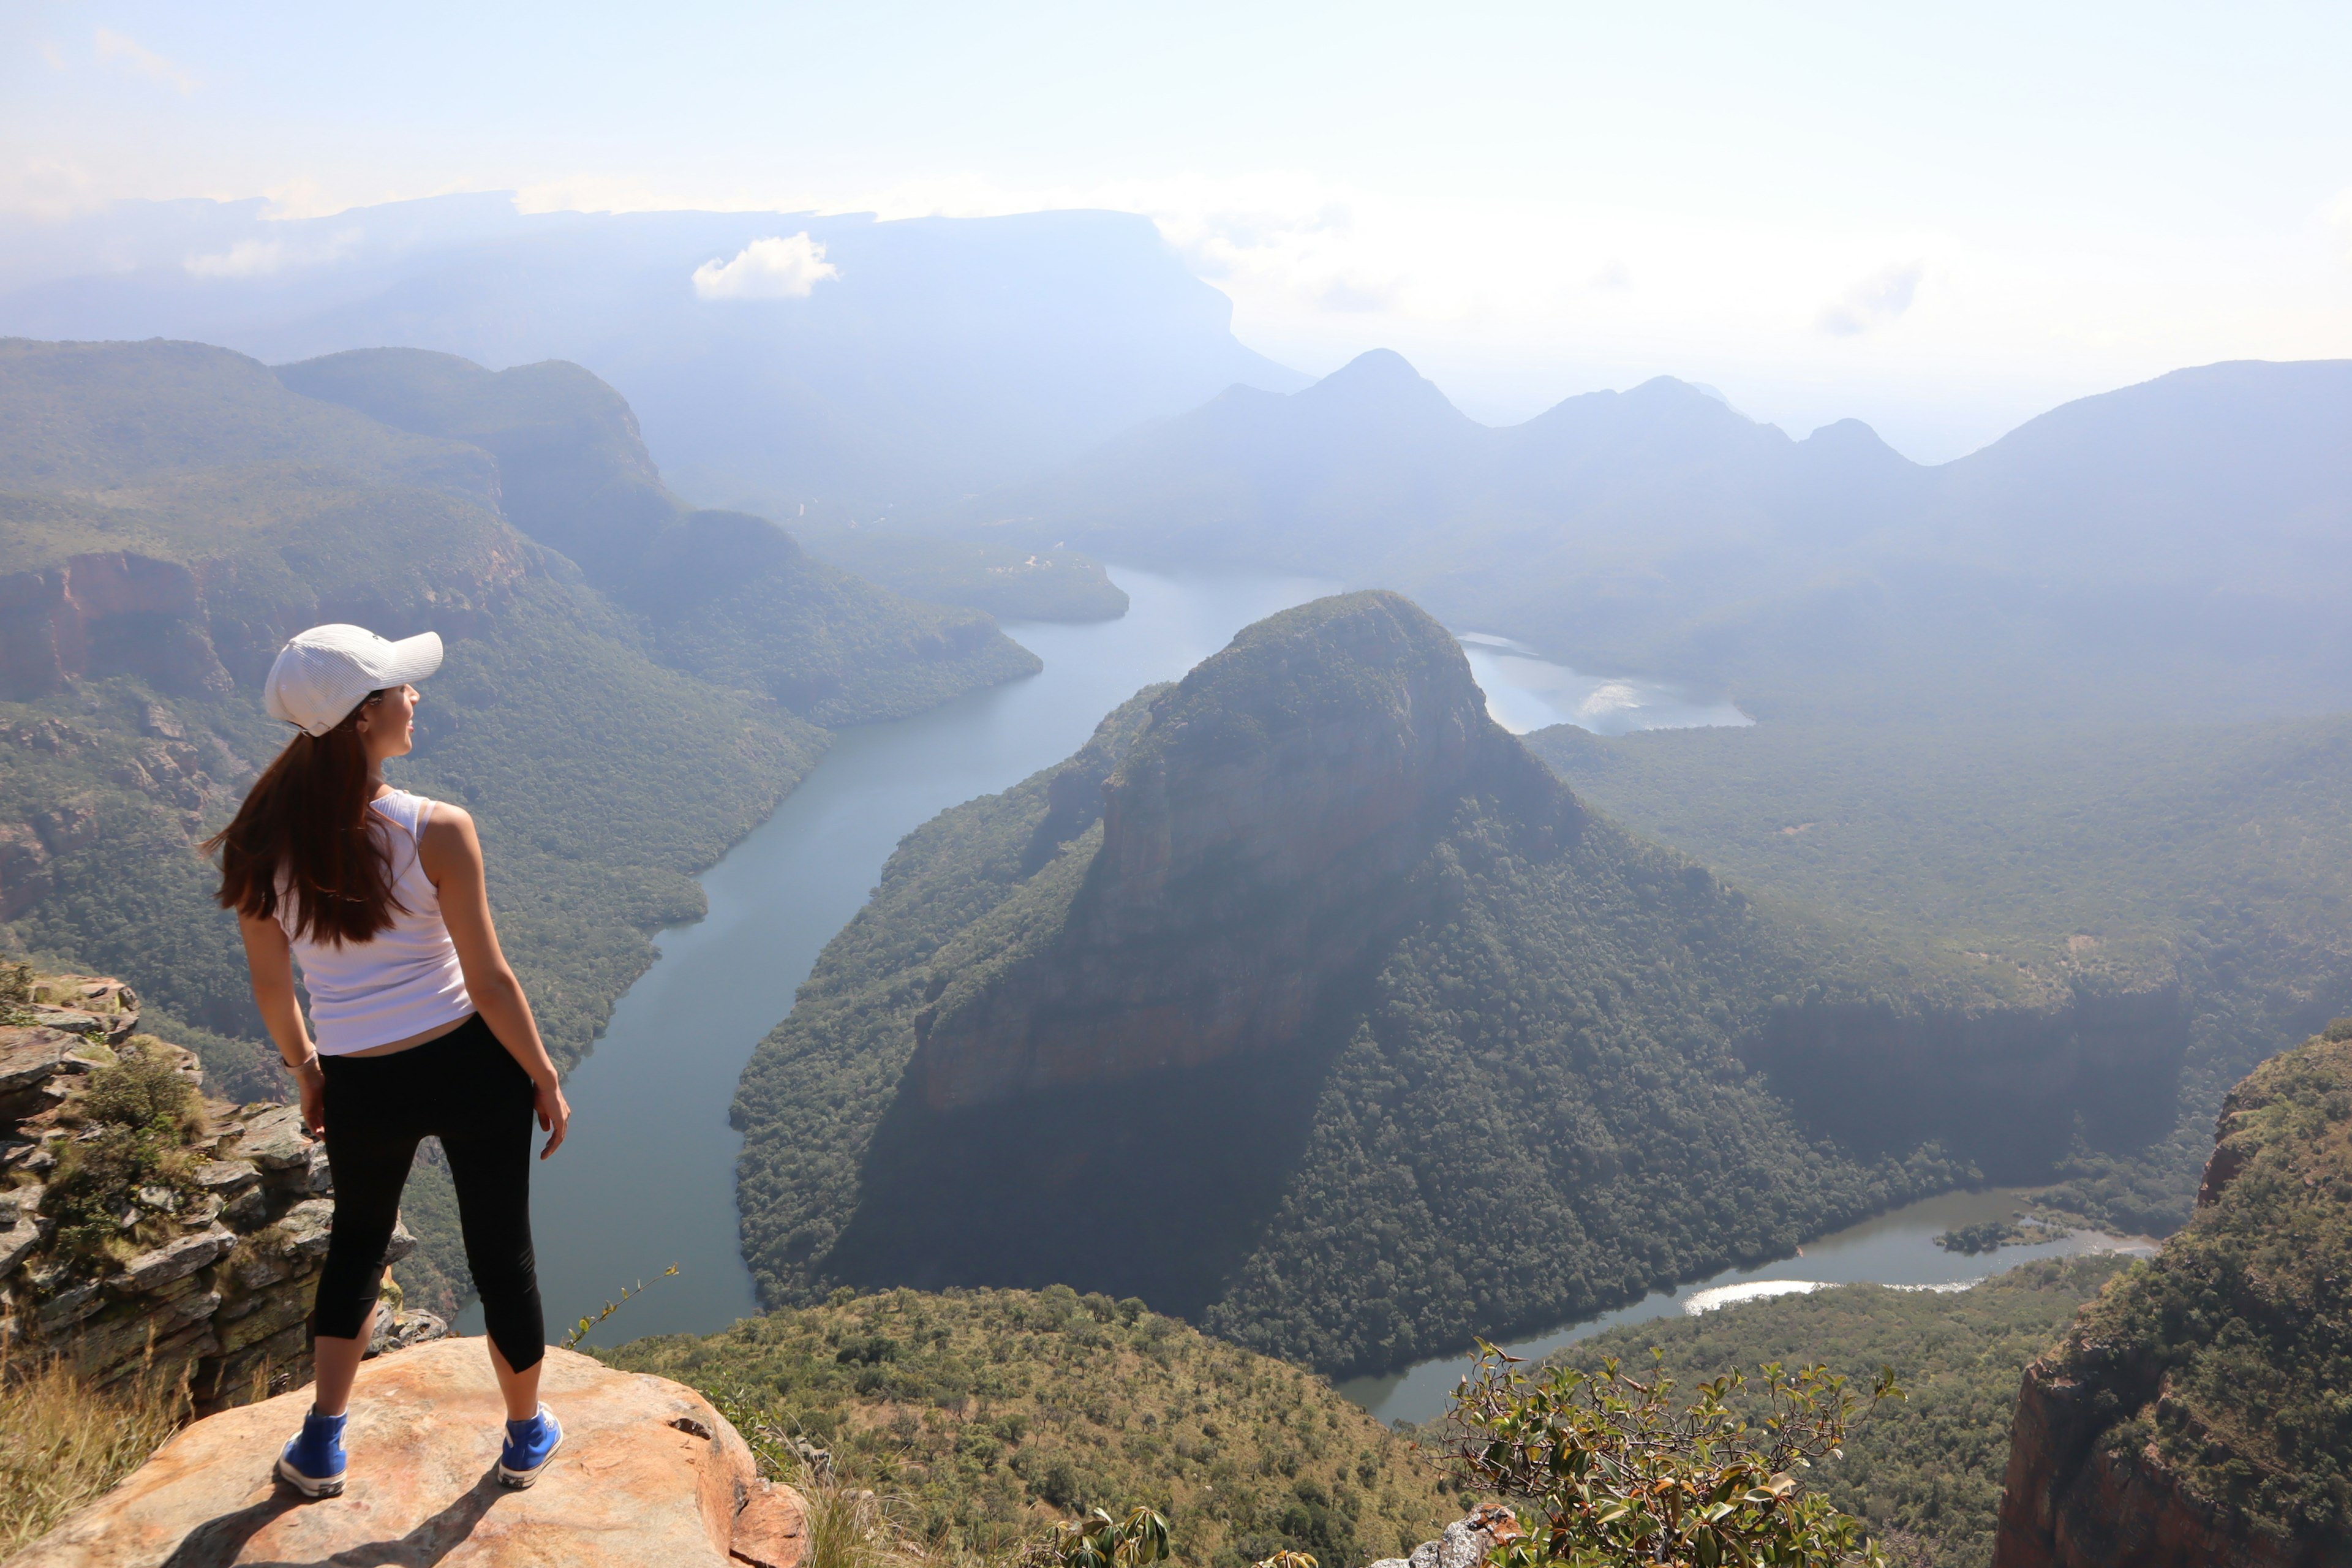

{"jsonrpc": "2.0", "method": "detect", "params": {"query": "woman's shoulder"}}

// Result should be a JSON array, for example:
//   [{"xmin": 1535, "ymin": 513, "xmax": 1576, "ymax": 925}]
[{"xmin": 371, "ymin": 788, "xmax": 473, "ymax": 835}]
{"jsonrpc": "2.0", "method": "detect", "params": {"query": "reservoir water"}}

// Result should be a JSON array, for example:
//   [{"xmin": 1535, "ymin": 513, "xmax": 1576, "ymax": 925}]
[
  {"xmin": 1333, "ymin": 1186, "xmax": 2157, "ymax": 1427},
  {"xmin": 497, "ymin": 567, "xmax": 1337, "ymax": 1346},
  {"xmin": 1456, "ymin": 633, "xmax": 1752, "ymax": 736}
]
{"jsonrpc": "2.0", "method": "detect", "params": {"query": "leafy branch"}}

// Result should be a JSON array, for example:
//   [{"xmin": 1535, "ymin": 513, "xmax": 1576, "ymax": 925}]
[{"xmin": 562, "ymin": 1264, "xmax": 680, "ymax": 1350}]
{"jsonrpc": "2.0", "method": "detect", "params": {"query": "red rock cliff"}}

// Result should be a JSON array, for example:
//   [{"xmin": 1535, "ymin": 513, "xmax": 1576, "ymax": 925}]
[{"xmin": 1990, "ymin": 1033, "xmax": 2352, "ymax": 1568}]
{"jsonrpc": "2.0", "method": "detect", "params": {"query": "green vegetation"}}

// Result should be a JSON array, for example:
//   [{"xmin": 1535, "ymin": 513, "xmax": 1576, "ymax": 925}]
[
  {"xmin": 800, "ymin": 527, "xmax": 1131, "ymax": 623},
  {"xmin": 1492, "ymin": 1256, "xmax": 2128, "ymax": 1567},
  {"xmin": 0, "ymin": 337, "xmax": 1039, "ymax": 1312},
  {"xmin": 1452, "ymin": 1345, "xmax": 1899, "ymax": 1567},
  {"xmin": 734, "ymin": 594, "xmax": 2156, "ymax": 1379},
  {"xmin": 1529, "ymin": 716, "xmax": 2352, "ymax": 1237},
  {"xmin": 2051, "ymin": 1033, "xmax": 2352, "ymax": 1544},
  {"xmin": 41, "ymin": 1039, "xmax": 207, "ymax": 1262},
  {"xmin": 1932, "ymin": 1218, "xmax": 2064, "ymax": 1256},
  {"xmin": 599, "ymin": 1286, "xmax": 1457, "ymax": 1568}
]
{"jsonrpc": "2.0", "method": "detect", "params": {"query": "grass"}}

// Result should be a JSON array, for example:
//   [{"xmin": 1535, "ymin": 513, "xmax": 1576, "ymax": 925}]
[{"xmin": 0, "ymin": 1355, "xmax": 190, "ymax": 1555}]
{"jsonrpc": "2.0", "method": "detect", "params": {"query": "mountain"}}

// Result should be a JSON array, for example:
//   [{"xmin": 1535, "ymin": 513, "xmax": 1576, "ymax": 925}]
[
  {"xmin": 274, "ymin": 347, "xmax": 1040, "ymax": 721},
  {"xmin": 0, "ymin": 336, "xmax": 1046, "ymax": 1310},
  {"xmin": 940, "ymin": 353, "xmax": 2352, "ymax": 726},
  {"xmin": 731, "ymin": 591, "xmax": 2185, "ymax": 1376},
  {"xmin": 1994, "ymin": 1025, "xmax": 2352, "ymax": 1567},
  {"xmin": 0, "ymin": 197, "xmax": 1308, "ymax": 513}
]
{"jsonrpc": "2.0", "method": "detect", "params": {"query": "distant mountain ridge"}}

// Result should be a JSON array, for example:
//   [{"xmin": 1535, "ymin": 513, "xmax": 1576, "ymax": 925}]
[
  {"xmin": 940, "ymin": 353, "xmax": 2352, "ymax": 725},
  {"xmin": 0, "ymin": 197, "xmax": 1309, "ymax": 513}
]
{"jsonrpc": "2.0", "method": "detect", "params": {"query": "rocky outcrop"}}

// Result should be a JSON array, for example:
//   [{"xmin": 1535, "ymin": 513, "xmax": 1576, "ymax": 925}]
[
  {"xmin": 1, "ymin": 966, "xmax": 442, "ymax": 1415},
  {"xmin": 4, "ymin": 1338, "xmax": 810, "ymax": 1568},
  {"xmin": 1990, "ymin": 1033, "xmax": 2352, "ymax": 1567},
  {"xmin": 1371, "ymin": 1504, "xmax": 1526, "ymax": 1568},
  {"xmin": 906, "ymin": 590, "xmax": 1577, "ymax": 1110}
]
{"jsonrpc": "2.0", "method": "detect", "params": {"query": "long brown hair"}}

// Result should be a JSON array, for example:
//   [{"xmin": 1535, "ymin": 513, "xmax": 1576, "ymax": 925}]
[{"xmin": 206, "ymin": 690, "xmax": 406, "ymax": 946}]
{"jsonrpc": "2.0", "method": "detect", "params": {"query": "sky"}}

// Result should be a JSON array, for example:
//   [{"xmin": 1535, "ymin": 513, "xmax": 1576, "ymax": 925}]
[{"xmin": 4, "ymin": 0, "xmax": 2350, "ymax": 459}]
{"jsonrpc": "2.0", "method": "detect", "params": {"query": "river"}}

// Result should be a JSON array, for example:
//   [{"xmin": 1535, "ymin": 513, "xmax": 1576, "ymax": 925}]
[
  {"xmin": 1333, "ymin": 1186, "xmax": 2157, "ymax": 1427},
  {"xmin": 497, "ymin": 567, "xmax": 1337, "ymax": 1346}
]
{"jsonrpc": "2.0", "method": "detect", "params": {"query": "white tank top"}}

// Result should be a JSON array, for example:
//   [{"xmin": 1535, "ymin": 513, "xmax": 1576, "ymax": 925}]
[{"xmin": 281, "ymin": 789, "xmax": 476, "ymax": 1055}]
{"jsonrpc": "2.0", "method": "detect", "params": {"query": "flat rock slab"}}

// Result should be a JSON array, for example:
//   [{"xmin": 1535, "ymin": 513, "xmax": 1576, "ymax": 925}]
[{"xmin": 8, "ymin": 1338, "xmax": 809, "ymax": 1568}]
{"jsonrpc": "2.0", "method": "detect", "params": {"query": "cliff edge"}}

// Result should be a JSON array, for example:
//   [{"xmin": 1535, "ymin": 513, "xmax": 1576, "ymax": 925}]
[
  {"xmin": 1992, "ymin": 1028, "xmax": 2352, "ymax": 1567},
  {"xmin": 5, "ymin": 1336, "xmax": 809, "ymax": 1568}
]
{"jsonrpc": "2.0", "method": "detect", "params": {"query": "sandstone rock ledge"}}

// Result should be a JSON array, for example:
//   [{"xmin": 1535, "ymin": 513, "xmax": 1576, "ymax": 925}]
[{"xmin": 6, "ymin": 1338, "xmax": 809, "ymax": 1568}]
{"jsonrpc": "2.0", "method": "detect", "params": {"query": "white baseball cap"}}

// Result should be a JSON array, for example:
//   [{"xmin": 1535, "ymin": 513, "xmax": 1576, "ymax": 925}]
[{"xmin": 263, "ymin": 625, "xmax": 444, "ymax": 737}]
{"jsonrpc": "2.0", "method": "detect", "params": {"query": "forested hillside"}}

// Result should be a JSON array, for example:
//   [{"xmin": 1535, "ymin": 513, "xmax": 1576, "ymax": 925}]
[
  {"xmin": 1532, "ymin": 717, "xmax": 2352, "ymax": 1237},
  {"xmin": 602, "ymin": 1286, "xmax": 1457, "ymax": 1568},
  {"xmin": 733, "ymin": 592, "xmax": 2182, "ymax": 1378},
  {"xmin": 0, "ymin": 336, "xmax": 1040, "ymax": 1310}
]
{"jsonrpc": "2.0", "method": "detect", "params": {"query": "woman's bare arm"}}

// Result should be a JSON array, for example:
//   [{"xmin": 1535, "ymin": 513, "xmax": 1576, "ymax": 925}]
[
  {"xmin": 418, "ymin": 802, "xmax": 570, "ymax": 1157},
  {"xmin": 238, "ymin": 913, "xmax": 327, "ymax": 1133}
]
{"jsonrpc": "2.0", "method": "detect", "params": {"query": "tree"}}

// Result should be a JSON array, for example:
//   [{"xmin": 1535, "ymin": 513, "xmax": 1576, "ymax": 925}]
[{"xmin": 1447, "ymin": 1344, "xmax": 1899, "ymax": 1567}]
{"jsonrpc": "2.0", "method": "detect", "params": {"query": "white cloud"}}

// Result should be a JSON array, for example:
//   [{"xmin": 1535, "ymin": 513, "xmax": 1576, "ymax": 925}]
[
  {"xmin": 691, "ymin": 233, "xmax": 840, "ymax": 300},
  {"xmin": 183, "ymin": 227, "xmax": 360, "ymax": 278},
  {"xmin": 0, "ymin": 155, "xmax": 102, "ymax": 222},
  {"xmin": 93, "ymin": 28, "xmax": 195, "ymax": 94},
  {"xmin": 1818, "ymin": 260, "xmax": 1924, "ymax": 336}
]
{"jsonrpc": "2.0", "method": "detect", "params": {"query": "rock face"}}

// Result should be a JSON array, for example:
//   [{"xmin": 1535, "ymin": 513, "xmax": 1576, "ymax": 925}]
[
  {"xmin": 0, "ymin": 965, "xmax": 442, "ymax": 1413},
  {"xmin": 906, "ymin": 590, "xmax": 1576, "ymax": 1109},
  {"xmin": 4, "ymin": 1338, "xmax": 810, "ymax": 1568},
  {"xmin": 1991, "ymin": 1033, "xmax": 2352, "ymax": 1567},
  {"xmin": 1371, "ymin": 1504, "xmax": 1526, "ymax": 1568}
]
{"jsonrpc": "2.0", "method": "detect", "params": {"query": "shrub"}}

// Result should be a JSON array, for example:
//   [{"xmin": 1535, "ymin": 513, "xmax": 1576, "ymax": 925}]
[{"xmin": 1449, "ymin": 1343, "xmax": 1899, "ymax": 1568}]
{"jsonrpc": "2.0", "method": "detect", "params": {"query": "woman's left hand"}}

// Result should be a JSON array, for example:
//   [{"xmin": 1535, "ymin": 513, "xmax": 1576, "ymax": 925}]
[{"xmin": 535, "ymin": 1077, "xmax": 571, "ymax": 1159}]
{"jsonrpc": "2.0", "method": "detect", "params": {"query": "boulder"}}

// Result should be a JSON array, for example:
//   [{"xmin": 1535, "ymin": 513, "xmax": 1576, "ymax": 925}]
[
  {"xmin": 1374, "ymin": 1505, "xmax": 1526, "ymax": 1568},
  {"xmin": 6, "ymin": 1338, "xmax": 811, "ymax": 1567},
  {"xmin": 0, "ymin": 1027, "xmax": 83, "ymax": 1090},
  {"xmin": 231, "ymin": 1104, "xmax": 314, "ymax": 1171},
  {"xmin": 113, "ymin": 1226, "xmax": 236, "ymax": 1293}
]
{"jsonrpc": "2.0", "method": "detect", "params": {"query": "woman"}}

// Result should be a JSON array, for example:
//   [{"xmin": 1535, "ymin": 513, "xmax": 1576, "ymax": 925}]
[{"xmin": 207, "ymin": 624, "xmax": 572, "ymax": 1498}]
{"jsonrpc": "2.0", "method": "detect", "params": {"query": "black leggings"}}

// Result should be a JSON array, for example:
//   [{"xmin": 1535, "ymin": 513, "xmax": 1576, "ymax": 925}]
[{"xmin": 316, "ymin": 1015, "xmax": 545, "ymax": 1373}]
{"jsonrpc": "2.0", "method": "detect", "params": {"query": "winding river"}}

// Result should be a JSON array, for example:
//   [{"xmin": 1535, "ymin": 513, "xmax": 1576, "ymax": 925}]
[
  {"xmin": 1333, "ymin": 1188, "xmax": 2156, "ymax": 1426},
  {"xmin": 475, "ymin": 569, "xmax": 1774, "ymax": 1351},
  {"xmin": 500, "ymin": 567, "xmax": 1336, "ymax": 1345}
]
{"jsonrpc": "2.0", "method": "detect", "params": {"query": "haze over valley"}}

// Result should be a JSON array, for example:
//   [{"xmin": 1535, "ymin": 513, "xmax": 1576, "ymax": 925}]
[{"xmin": 6, "ymin": 8, "xmax": 2352, "ymax": 1566}]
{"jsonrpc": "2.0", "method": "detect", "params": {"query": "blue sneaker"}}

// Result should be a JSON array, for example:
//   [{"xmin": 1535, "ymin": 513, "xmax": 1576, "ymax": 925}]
[
  {"xmin": 276, "ymin": 1408, "xmax": 348, "ymax": 1498},
  {"xmin": 497, "ymin": 1404, "xmax": 562, "ymax": 1488}
]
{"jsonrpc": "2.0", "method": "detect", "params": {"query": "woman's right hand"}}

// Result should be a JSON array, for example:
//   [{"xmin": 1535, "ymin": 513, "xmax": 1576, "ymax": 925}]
[
  {"xmin": 293, "ymin": 1058, "xmax": 326, "ymax": 1137},
  {"xmin": 535, "ymin": 1077, "xmax": 571, "ymax": 1159}
]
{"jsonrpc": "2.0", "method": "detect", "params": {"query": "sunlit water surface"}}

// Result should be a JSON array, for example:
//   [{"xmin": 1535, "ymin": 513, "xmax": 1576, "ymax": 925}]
[
  {"xmin": 1335, "ymin": 1188, "xmax": 2157, "ymax": 1427},
  {"xmin": 1456, "ymin": 633, "xmax": 1752, "ymax": 735}
]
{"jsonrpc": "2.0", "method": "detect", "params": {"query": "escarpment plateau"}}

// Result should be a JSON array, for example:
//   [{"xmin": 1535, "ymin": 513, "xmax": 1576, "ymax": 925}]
[
  {"xmin": 1992, "ymin": 1028, "xmax": 2352, "ymax": 1568},
  {"xmin": 734, "ymin": 590, "xmax": 2184, "ymax": 1376}
]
